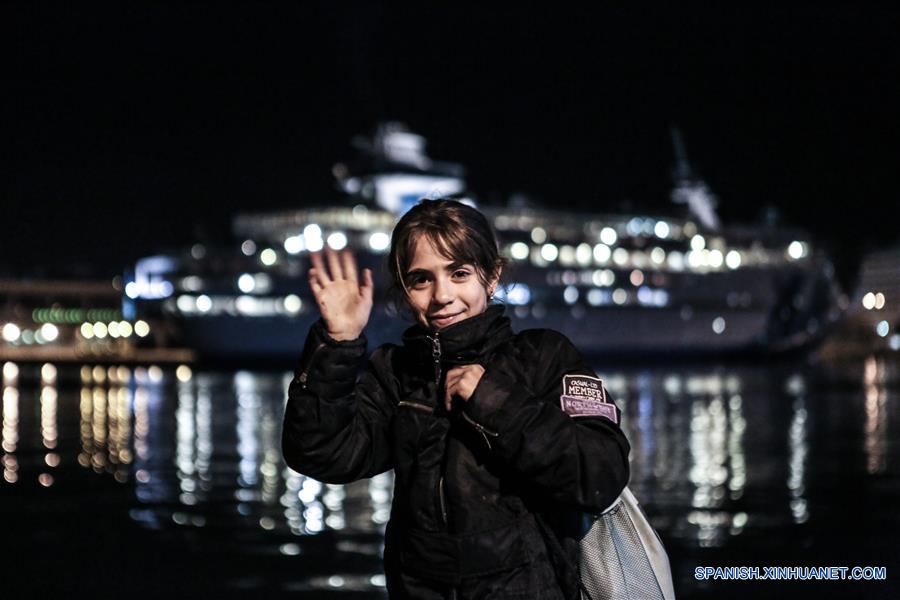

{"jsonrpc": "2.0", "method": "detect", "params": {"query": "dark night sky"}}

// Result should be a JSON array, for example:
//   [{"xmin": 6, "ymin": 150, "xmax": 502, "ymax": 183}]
[{"xmin": 4, "ymin": 3, "xmax": 899, "ymax": 281}]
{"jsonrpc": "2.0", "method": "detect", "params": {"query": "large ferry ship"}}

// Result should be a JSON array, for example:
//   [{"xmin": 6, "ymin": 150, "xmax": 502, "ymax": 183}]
[{"xmin": 124, "ymin": 123, "xmax": 844, "ymax": 361}]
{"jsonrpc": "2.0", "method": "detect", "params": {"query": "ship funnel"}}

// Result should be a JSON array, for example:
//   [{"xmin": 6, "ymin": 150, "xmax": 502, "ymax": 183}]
[{"xmin": 670, "ymin": 127, "xmax": 721, "ymax": 231}]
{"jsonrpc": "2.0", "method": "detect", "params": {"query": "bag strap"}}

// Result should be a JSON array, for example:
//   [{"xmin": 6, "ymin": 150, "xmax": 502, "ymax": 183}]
[{"xmin": 532, "ymin": 511, "xmax": 595, "ymax": 600}]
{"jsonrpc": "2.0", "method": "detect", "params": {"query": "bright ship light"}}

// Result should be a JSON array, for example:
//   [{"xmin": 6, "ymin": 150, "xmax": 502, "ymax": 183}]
[
  {"xmin": 593, "ymin": 244, "xmax": 611, "ymax": 264},
  {"xmin": 283, "ymin": 295, "xmax": 303, "ymax": 314},
  {"xmin": 134, "ymin": 321, "xmax": 150, "ymax": 337},
  {"xmin": 40, "ymin": 323, "xmax": 59, "ymax": 343},
  {"xmin": 787, "ymin": 241, "xmax": 807, "ymax": 260},
  {"xmin": 260, "ymin": 249, "xmax": 277, "ymax": 266},
  {"xmin": 327, "ymin": 232, "xmax": 348, "ymax": 250},
  {"xmin": 238, "ymin": 274, "xmax": 256, "ymax": 294},
  {"xmin": 284, "ymin": 235, "xmax": 305, "ymax": 254},
  {"xmin": 654, "ymin": 221, "xmax": 671, "ymax": 238},
  {"xmin": 862, "ymin": 293, "xmax": 876, "ymax": 310},
  {"xmin": 196, "ymin": 295, "xmax": 212, "ymax": 313},
  {"xmin": 540, "ymin": 244, "xmax": 559, "ymax": 262},
  {"xmin": 2, "ymin": 324, "xmax": 21, "ymax": 342},
  {"xmin": 241, "ymin": 240, "xmax": 257, "ymax": 256},
  {"xmin": 690, "ymin": 235, "xmax": 706, "ymax": 251},
  {"xmin": 726, "ymin": 250, "xmax": 742, "ymax": 269},
  {"xmin": 509, "ymin": 242, "xmax": 529, "ymax": 260},
  {"xmin": 576, "ymin": 243, "xmax": 592, "ymax": 266},
  {"xmin": 599, "ymin": 227, "xmax": 617, "ymax": 245},
  {"xmin": 369, "ymin": 232, "xmax": 390, "ymax": 252}
]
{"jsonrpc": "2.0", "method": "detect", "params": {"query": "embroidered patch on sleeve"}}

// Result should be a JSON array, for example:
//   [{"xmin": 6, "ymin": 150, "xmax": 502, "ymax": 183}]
[
  {"xmin": 560, "ymin": 395, "xmax": 619, "ymax": 423},
  {"xmin": 562, "ymin": 374, "xmax": 607, "ymax": 402},
  {"xmin": 559, "ymin": 374, "xmax": 617, "ymax": 422}
]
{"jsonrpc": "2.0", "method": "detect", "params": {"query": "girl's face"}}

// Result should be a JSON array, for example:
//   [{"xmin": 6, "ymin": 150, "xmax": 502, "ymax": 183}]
[{"xmin": 404, "ymin": 236, "xmax": 499, "ymax": 331}]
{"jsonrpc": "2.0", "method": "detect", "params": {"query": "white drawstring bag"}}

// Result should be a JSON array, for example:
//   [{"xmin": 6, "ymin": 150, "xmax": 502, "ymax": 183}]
[{"xmin": 579, "ymin": 486, "xmax": 676, "ymax": 600}]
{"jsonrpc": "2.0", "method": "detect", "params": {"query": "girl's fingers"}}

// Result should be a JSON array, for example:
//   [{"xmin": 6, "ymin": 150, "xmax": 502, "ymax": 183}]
[
  {"xmin": 445, "ymin": 370, "xmax": 463, "ymax": 409},
  {"xmin": 326, "ymin": 247, "xmax": 344, "ymax": 280},
  {"xmin": 340, "ymin": 249, "xmax": 358, "ymax": 284},
  {"xmin": 309, "ymin": 252, "xmax": 332, "ymax": 283},
  {"xmin": 361, "ymin": 269, "xmax": 374, "ymax": 303}
]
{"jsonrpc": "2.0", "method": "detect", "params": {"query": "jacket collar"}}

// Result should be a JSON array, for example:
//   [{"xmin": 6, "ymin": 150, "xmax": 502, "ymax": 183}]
[{"xmin": 401, "ymin": 304, "xmax": 513, "ymax": 366}]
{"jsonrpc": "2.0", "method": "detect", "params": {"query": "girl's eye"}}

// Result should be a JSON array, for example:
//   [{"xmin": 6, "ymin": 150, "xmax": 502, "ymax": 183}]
[
  {"xmin": 453, "ymin": 270, "xmax": 470, "ymax": 279},
  {"xmin": 408, "ymin": 275, "xmax": 429, "ymax": 288}
]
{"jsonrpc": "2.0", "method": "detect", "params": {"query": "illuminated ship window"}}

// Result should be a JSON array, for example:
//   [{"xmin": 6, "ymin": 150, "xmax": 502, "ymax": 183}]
[
  {"xmin": 593, "ymin": 244, "xmax": 611, "ymax": 264},
  {"xmin": 626, "ymin": 218, "xmax": 643, "ymax": 237},
  {"xmin": 712, "ymin": 317, "xmax": 726, "ymax": 334},
  {"xmin": 304, "ymin": 225, "xmax": 324, "ymax": 251},
  {"xmin": 575, "ymin": 243, "xmax": 592, "ymax": 266},
  {"xmin": 540, "ymin": 244, "xmax": 559, "ymax": 262},
  {"xmin": 558, "ymin": 245, "xmax": 576, "ymax": 266},
  {"xmin": 369, "ymin": 232, "xmax": 391, "ymax": 252},
  {"xmin": 284, "ymin": 235, "xmax": 305, "ymax": 254},
  {"xmin": 497, "ymin": 284, "xmax": 530, "ymax": 306},
  {"xmin": 637, "ymin": 286, "xmax": 654, "ymax": 305},
  {"xmin": 327, "ymin": 232, "xmax": 348, "ymax": 250},
  {"xmin": 260, "ymin": 249, "xmax": 278, "ymax": 266},
  {"xmin": 787, "ymin": 241, "xmax": 808, "ymax": 260},
  {"xmin": 283, "ymin": 295, "xmax": 303, "ymax": 314},
  {"xmin": 587, "ymin": 289, "xmax": 610, "ymax": 306},
  {"xmin": 599, "ymin": 227, "xmax": 617, "ymax": 246},
  {"xmin": 690, "ymin": 235, "xmax": 706, "ymax": 251},
  {"xmin": 592, "ymin": 269, "xmax": 614, "ymax": 287},
  {"xmin": 654, "ymin": 221, "xmax": 671, "ymax": 239},
  {"xmin": 631, "ymin": 251, "xmax": 648, "ymax": 269},
  {"xmin": 509, "ymin": 242, "xmax": 529, "ymax": 261}
]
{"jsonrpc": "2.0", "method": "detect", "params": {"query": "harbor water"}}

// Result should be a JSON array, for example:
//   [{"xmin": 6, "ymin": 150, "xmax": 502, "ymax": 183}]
[{"xmin": 2, "ymin": 356, "xmax": 898, "ymax": 599}]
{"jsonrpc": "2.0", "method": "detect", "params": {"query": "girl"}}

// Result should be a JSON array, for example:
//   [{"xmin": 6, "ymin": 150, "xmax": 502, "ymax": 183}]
[{"xmin": 282, "ymin": 199, "xmax": 630, "ymax": 599}]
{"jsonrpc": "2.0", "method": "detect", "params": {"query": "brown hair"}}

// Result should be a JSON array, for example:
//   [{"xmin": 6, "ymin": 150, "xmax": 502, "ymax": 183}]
[{"xmin": 387, "ymin": 199, "xmax": 508, "ymax": 314}]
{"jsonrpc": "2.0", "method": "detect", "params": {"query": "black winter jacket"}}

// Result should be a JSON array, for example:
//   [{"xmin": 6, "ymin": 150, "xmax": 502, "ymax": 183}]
[{"xmin": 282, "ymin": 305, "xmax": 631, "ymax": 599}]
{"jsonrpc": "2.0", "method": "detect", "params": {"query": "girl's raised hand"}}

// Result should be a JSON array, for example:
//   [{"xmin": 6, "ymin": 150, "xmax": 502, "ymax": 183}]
[{"xmin": 308, "ymin": 247, "xmax": 374, "ymax": 341}]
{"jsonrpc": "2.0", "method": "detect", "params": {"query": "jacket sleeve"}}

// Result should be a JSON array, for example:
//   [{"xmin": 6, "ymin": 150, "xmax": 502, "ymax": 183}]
[
  {"xmin": 281, "ymin": 319, "xmax": 397, "ymax": 484},
  {"xmin": 462, "ymin": 329, "xmax": 630, "ymax": 513}
]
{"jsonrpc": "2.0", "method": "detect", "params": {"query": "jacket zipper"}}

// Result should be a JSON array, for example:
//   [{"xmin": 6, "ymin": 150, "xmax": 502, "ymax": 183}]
[
  {"xmin": 428, "ymin": 332, "xmax": 450, "ymax": 529},
  {"xmin": 428, "ymin": 331, "xmax": 442, "ymax": 385},
  {"xmin": 296, "ymin": 342, "xmax": 326, "ymax": 389},
  {"xmin": 438, "ymin": 475, "xmax": 448, "ymax": 526},
  {"xmin": 460, "ymin": 411, "xmax": 500, "ymax": 451}
]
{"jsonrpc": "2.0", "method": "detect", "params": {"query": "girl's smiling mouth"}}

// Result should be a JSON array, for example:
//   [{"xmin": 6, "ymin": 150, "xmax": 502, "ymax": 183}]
[{"xmin": 429, "ymin": 312, "xmax": 463, "ymax": 328}]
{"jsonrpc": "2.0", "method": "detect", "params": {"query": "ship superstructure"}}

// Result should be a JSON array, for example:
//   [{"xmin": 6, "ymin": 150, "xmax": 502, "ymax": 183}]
[{"xmin": 124, "ymin": 123, "xmax": 843, "ymax": 360}]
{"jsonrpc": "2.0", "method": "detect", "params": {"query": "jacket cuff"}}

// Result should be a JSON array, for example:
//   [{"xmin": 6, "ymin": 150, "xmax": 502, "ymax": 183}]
[{"xmin": 294, "ymin": 319, "xmax": 367, "ymax": 395}]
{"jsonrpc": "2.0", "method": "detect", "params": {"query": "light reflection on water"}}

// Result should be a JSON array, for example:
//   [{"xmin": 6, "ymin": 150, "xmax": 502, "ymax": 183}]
[{"xmin": 1, "ymin": 357, "xmax": 898, "ymax": 597}]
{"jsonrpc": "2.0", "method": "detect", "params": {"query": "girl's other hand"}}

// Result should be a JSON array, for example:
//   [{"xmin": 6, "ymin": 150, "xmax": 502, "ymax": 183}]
[
  {"xmin": 444, "ymin": 364, "xmax": 485, "ymax": 411},
  {"xmin": 308, "ymin": 247, "xmax": 374, "ymax": 341}
]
